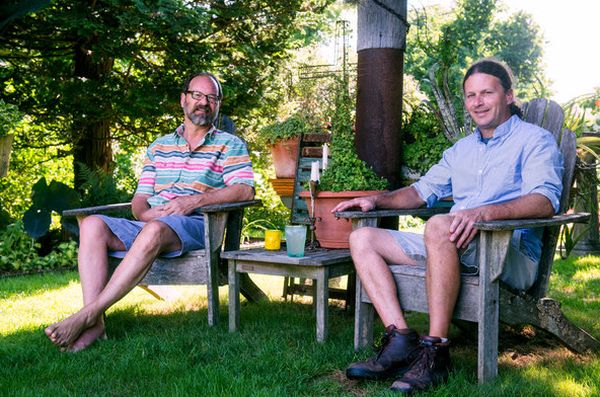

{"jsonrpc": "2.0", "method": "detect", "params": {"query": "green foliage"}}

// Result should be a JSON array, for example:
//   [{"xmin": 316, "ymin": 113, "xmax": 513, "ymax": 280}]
[
  {"xmin": 245, "ymin": 149, "xmax": 290, "ymax": 238},
  {"xmin": 319, "ymin": 78, "xmax": 387, "ymax": 192},
  {"xmin": 0, "ymin": 0, "xmax": 335, "ymax": 181},
  {"xmin": 405, "ymin": 0, "xmax": 549, "ymax": 131},
  {"xmin": 259, "ymin": 115, "xmax": 315, "ymax": 145},
  {"xmin": 0, "ymin": 99, "xmax": 23, "ymax": 136},
  {"xmin": 22, "ymin": 177, "xmax": 80, "ymax": 238},
  {"xmin": 563, "ymin": 89, "xmax": 600, "ymax": 136},
  {"xmin": 403, "ymin": 104, "xmax": 451, "ymax": 175},
  {"xmin": 77, "ymin": 163, "xmax": 132, "ymax": 208},
  {"xmin": 0, "ymin": 221, "xmax": 77, "ymax": 273},
  {"xmin": 485, "ymin": 11, "xmax": 548, "ymax": 98}
]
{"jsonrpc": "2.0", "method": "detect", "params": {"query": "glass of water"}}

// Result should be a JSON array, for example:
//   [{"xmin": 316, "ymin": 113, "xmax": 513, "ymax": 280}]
[{"xmin": 285, "ymin": 225, "xmax": 307, "ymax": 257}]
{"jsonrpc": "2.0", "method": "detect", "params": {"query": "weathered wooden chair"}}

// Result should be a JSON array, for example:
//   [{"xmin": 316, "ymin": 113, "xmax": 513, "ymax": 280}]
[
  {"xmin": 336, "ymin": 98, "xmax": 600, "ymax": 383},
  {"xmin": 63, "ymin": 200, "xmax": 262, "ymax": 326}
]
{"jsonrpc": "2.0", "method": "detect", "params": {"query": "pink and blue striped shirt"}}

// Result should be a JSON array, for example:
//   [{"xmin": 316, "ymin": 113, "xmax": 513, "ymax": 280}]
[{"xmin": 135, "ymin": 125, "xmax": 254, "ymax": 208}]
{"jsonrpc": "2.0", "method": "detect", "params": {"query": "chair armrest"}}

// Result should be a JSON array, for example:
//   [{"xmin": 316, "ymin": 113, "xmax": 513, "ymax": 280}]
[
  {"xmin": 63, "ymin": 203, "xmax": 132, "ymax": 217},
  {"xmin": 474, "ymin": 213, "xmax": 590, "ymax": 231},
  {"xmin": 63, "ymin": 200, "xmax": 262, "ymax": 218},
  {"xmin": 335, "ymin": 207, "xmax": 450, "ymax": 219},
  {"xmin": 198, "ymin": 200, "xmax": 261, "ymax": 213}
]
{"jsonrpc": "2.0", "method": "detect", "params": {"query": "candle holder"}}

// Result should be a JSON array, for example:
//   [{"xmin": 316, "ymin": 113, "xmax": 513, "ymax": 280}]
[{"xmin": 307, "ymin": 179, "xmax": 320, "ymax": 251}]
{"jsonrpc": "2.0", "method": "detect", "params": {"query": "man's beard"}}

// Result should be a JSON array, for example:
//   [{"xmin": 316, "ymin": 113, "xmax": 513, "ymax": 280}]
[{"xmin": 186, "ymin": 104, "xmax": 216, "ymax": 126}]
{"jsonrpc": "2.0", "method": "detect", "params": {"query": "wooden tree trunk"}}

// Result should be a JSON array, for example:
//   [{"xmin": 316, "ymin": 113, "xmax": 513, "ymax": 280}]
[
  {"xmin": 72, "ymin": 35, "xmax": 114, "ymax": 190},
  {"xmin": 355, "ymin": 0, "xmax": 408, "ymax": 190}
]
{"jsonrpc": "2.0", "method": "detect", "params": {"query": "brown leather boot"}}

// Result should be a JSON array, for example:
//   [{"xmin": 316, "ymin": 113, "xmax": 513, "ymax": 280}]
[
  {"xmin": 390, "ymin": 336, "xmax": 451, "ymax": 394},
  {"xmin": 346, "ymin": 325, "xmax": 420, "ymax": 380}
]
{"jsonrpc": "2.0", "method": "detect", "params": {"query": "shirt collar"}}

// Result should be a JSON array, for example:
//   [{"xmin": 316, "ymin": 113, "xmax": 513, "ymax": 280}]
[
  {"xmin": 474, "ymin": 114, "xmax": 520, "ymax": 143},
  {"xmin": 174, "ymin": 124, "xmax": 217, "ymax": 142}
]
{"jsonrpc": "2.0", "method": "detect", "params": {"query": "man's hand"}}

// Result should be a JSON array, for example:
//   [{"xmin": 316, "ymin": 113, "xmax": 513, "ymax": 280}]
[
  {"xmin": 160, "ymin": 196, "xmax": 202, "ymax": 216},
  {"xmin": 448, "ymin": 208, "xmax": 486, "ymax": 249},
  {"xmin": 331, "ymin": 196, "xmax": 377, "ymax": 213}
]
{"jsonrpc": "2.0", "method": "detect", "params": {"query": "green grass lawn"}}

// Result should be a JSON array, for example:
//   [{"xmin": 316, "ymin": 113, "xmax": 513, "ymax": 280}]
[{"xmin": 1, "ymin": 256, "xmax": 599, "ymax": 396}]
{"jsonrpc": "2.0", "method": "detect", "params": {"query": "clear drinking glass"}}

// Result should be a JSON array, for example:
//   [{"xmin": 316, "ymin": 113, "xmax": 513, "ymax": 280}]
[{"xmin": 285, "ymin": 225, "xmax": 307, "ymax": 257}]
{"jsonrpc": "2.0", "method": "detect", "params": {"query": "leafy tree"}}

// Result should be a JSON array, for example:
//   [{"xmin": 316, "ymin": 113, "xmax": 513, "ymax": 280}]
[
  {"xmin": 400, "ymin": 0, "xmax": 549, "ymax": 175},
  {"xmin": 405, "ymin": 0, "xmax": 547, "ymax": 102},
  {"xmin": 0, "ymin": 0, "xmax": 333, "ymax": 189}
]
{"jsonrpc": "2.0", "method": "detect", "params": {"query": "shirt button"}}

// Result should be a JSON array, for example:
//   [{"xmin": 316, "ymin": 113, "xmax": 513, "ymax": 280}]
[{"xmin": 478, "ymin": 169, "xmax": 483, "ymax": 174}]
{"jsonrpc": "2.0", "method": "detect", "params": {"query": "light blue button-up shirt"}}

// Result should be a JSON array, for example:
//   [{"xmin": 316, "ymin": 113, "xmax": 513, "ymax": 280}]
[{"xmin": 412, "ymin": 115, "xmax": 564, "ymax": 262}]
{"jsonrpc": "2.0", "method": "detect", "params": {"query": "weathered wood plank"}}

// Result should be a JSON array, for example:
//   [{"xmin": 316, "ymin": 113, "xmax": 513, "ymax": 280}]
[
  {"xmin": 221, "ymin": 248, "xmax": 352, "ymax": 266},
  {"xmin": 477, "ymin": 230, "xmax": 511, "ymax": 383},
  {"xmin": 316, "ymin": 267, "xmax": 329, "ymax": 342},
  {"xmin": 199, "ymin": 200, "xmax": 261, "ymax": 213},
  {"xmin": 63, "ymin": 203, "xmax": 132, "ymax": 217},
  {"xmin": 337, "ymin": 207, "xmax": 450, "ymax": 219},
  {"xmin": 474, "ymin": 213, "xmax": 589, "ymax": 231},
  {"xmin": 359, "ymin": 265, "xmax": 480, "ymax": 322},
  {"xmin": 228, "ymin": 259, "xmax": 240, "ymax": 332},
  {"xmin": 302, "ymin": 133, "xmax": 331, "ymax": 143}
]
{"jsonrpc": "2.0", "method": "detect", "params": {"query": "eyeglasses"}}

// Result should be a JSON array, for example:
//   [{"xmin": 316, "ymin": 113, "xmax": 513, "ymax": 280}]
[{"xmin": 185, "ymin": 90, "xmax": 220, "ymax": 104}]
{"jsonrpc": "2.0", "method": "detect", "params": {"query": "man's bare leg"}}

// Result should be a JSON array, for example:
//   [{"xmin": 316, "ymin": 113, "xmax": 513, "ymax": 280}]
[
  {"xmin": 61, "ymin": 216, "xmax": 126, "ymax": 351},
  {"xmin": 348, "ymin": 227, "xmax": 418, "ymax": 329},
  {"xmin": 423, "ymin": 214, "xmax": 462, "ymax": 338},
  {"xmin": 45, "ymin": 220, "xmax": 181, "ymax": 349}
]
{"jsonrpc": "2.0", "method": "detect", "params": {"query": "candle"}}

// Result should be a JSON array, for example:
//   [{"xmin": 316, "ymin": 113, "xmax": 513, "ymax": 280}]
[
  {"xmin": 322, "ymin": 143, "xmax": 329, "ymax": 170},
  {"xmin": 310, "ymin": 161, "xmax": 320, "ymax": 182}
]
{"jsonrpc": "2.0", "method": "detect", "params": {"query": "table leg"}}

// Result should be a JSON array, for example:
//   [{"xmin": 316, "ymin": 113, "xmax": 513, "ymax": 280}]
[
  {"xmin": 228, "ymin": 260, "xmax": 240, "ymax": 333},
  {"xmin": 315, "ymin": 268, "xmax": 329, "ymax": 342}
]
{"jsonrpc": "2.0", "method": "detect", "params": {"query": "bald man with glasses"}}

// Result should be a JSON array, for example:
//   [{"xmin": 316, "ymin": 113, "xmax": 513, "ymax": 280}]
[{"xmin": 45, "ymin": 73, "xmax": 255, "ymax": 352}]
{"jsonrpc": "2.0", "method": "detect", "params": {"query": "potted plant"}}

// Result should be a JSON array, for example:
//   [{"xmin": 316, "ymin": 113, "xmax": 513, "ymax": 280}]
[
  {"xmin": 260, "ymin": 115, "xmax": 312, "ymax": 179},
  {"xmin": 300, "ymin": 79, "xmax": 387, "ymax": 248},
  {"xmin": 0, "ymin": 99, "xmax": 22, "ymax": 177}
]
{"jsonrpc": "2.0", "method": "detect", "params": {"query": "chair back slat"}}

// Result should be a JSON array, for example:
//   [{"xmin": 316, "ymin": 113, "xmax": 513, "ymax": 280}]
[
  {"xmin": 523, "ymin": 99, "xmax": 576, "ymax": 298},
  {"xmin": 522, "ymin": 98, "xmax": 565, "ymax": 142}
]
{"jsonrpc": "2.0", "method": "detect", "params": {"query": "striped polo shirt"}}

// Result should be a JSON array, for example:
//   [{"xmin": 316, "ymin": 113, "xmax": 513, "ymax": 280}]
[{"xmin": 135, "ymin": 124, "xmax": 254, "ymax": 208}]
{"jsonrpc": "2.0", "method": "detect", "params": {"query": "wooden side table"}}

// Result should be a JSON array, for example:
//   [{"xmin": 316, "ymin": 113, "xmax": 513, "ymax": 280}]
[{"xmin": 221, "ymin": 248, "xmax": 355, "ymax": 342}]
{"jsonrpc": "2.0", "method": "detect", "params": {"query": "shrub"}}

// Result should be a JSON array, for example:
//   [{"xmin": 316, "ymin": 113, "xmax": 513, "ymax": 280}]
[{"xmin": 0, "ymin": 221, "xmax": 77, "ymax": 273}]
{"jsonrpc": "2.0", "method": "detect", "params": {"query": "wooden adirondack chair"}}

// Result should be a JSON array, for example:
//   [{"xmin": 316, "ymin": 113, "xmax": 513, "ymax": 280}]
[
  {"xmin": 336, "ymin": 98, "xmax": 600, "ymax": 383},
  {"xmin": 63, "ymin": 200, "xmax": 263, "ymax": 326}
]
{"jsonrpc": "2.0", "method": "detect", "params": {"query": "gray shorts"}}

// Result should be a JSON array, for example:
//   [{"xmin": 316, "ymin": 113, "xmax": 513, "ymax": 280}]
[
  {"xmin": 386, "ymin": 229, "xmax": 538, "ymax": 291},
  {"xmin": 95, "ymin": 214, "xmax": 205, "ymax": 259}
]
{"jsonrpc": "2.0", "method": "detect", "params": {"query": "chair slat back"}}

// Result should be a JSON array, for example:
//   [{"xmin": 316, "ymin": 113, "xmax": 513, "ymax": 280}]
[{"xmin": 522, "ymin": 99, "xmax": 577, "ymax": 298}]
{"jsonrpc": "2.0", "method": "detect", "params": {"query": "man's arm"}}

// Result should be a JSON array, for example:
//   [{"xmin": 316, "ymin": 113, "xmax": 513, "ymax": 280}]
[
  {"xmin": 331, "ymin": 186, "xmax": 426, "ymax": 213},
  {"xmin": 131, "ymin": 193, "xmax": 168, "ymax": 222},
  {"xmin": 156, "ymin": 184, "xmax": 254, "ymax": 217},
  {"xmin": 449, "ymin": 193, "xmax": 554, "ymax": 249}
]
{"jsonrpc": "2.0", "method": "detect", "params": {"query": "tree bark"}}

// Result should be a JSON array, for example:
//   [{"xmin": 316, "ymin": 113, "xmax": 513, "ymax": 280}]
[
  {"xmin": 355, "ymin": 0, "xmax": 408, "ymax": 190},
  {"xmin": 72, "ymin": 36, "xmax": 114, "ymax": 190}
]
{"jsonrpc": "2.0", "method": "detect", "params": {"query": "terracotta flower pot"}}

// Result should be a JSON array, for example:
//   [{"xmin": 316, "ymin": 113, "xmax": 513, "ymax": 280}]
[
  {"xmin": 270, "ymin": 136, "xmax": 300, "ymax": 178},
  {"xmin": 299, "ymin": 190, "xmax": 382, "ymax": 248}
]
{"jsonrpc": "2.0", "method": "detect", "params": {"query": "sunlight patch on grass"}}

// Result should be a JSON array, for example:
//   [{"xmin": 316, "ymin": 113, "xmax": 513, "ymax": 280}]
[
  {"xmin": 499, "ymin": 347, "xmax": 591, "ymax": 369},
  {"xmin": 575, "ymin": 255, "xmax": 600, "ymax": 267},
  {"xmin": 553, "ymin": 378, "xmax": 593, "ymax": 397},
  {"xmin": 572, "ymin": 267, "xmax": 600, "ymax": 283}
]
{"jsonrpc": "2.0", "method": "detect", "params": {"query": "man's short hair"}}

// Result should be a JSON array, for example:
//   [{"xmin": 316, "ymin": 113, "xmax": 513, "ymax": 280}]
[{"xmin": 182, "ymin": 72, "xmax": 223, "ymax": 99}]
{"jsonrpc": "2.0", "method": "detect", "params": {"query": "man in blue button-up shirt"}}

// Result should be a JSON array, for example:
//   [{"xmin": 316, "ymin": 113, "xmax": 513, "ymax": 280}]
[{"xmin": 333, "ymin": 59, "xmax": 563, "ymax": 394}]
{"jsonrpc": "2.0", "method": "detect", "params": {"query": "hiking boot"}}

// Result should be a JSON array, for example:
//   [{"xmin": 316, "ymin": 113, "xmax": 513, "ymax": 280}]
[
  {"xmin": 390, "ymin": 336, "xmax": 451, "ymax": 394},
  {"xmin": 346, "ymin": 325, "xmax": 420, "ymax": 380}
]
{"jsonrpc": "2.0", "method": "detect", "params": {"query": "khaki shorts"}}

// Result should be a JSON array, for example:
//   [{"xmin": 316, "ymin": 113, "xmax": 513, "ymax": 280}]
[{"xmin": 386, "ymin": 230, "xmax": 538, "ymax": 291}]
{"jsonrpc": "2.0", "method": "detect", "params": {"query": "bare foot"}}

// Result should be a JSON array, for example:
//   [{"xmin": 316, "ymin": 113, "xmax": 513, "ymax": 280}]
[
  {"xmin": 66, "ymin": 321, "xmax": 107, "ymax": 352},
  {"xmin": 44, "ymin": 309, "xmax": 97, "ymax": 347}
]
